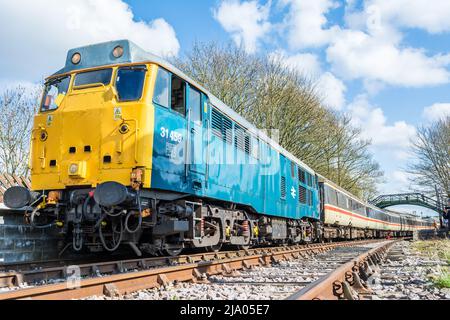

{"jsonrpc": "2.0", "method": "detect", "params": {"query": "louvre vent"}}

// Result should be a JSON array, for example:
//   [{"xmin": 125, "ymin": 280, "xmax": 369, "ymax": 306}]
[
  {"xmin": 212, "ymin": 108, "xmax": 233, "ymax": 145},
  {"xmin": 223, "ymin": 116, "xmax": 233, "ymax": 144},
  {"xmin": 244, "ymin": 134, "xmax": 251, "ymax": 155},
  {"xmin": 211, "ymin": 108, "xmax": 222, "ymax": 139},
  {"xmin": 281, "ymin": 176, "xmax": 286, "ymax": 199},
  {"xmin": 235, "ymin": 126, "xmax": 245, "ymax": 151},
  {"xmin": 298, "ymin": 169, "xmax": 306, "ymax": 184},
  {"xmin": 299, "ymin": 185, "xmax": 307, "ymax": 204}
]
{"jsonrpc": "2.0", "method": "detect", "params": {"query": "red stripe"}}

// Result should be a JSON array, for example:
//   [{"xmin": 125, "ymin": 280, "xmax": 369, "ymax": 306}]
[{"xmin": 324, "ymin": 205, "xmax": 430, "ymax": 230}]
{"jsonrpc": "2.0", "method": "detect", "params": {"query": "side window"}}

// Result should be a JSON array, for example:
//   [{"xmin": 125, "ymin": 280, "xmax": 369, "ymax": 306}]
[
  {"xmin": 171, "ymin": 75, "xmax": 186, "ymax": 116},
  {"xmin": 189, "ymin": 87, "xmax": 201, "ymax": 123},
  {"xmin": 153, "ymin": 68, "xmax": 170, "ymax": 108},
  {"xmin": 41, "ymin": 75, "xmax": 71, "ymax": 112}
]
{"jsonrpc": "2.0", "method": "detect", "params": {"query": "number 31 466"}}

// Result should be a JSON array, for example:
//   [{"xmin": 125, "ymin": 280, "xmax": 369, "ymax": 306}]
[{"xmin": 160, "ymin": 127, "xmax": 183, "ymax": 143}]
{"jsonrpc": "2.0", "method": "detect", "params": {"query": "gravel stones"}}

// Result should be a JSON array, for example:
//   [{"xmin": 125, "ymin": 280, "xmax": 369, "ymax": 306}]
[{"xmin": 370, "ymin": 241, "xmax": 449, "ymax": 300}]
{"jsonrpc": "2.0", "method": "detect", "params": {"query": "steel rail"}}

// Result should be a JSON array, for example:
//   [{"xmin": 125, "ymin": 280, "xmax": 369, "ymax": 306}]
[
  {"xmin": 0, "ymin": 243, "xmax": 333, "ymax": 288},
  {"xmin": 0, "ymin": 239, "xmax": 383, "ymax": 300},
  {"xmin": 287, "ymin": 240, "xmax": 397, "ymax": 300}
]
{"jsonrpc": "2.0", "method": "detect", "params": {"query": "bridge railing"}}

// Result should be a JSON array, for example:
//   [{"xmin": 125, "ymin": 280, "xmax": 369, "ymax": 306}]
[{"xmin": 370, "ymin": 193, "xmax": 446, "ymax": 214}]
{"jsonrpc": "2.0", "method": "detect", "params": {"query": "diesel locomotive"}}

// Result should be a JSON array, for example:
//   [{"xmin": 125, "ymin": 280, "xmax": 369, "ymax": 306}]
[{"xmin": 3, "ymin": 40, "xmax": 435, "ymax": 256}]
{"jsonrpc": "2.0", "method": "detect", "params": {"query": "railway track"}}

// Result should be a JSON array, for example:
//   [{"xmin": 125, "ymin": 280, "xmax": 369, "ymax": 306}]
[
  {"xmin": 0, "ymin": 239, "xmax": 396, "ymax": 300},
  {"xmin": 287, "ymin": 240, "xmax": 395, "ymax": 300},
  {"xmin": 111, "ymin": 240, "xmax": 396, "ymax": 300}
]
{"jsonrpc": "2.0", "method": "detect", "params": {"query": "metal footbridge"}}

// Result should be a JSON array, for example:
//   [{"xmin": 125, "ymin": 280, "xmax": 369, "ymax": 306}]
[{"xmin": 370, "ymin": 193, "xmax": 447, "ymax": 216}]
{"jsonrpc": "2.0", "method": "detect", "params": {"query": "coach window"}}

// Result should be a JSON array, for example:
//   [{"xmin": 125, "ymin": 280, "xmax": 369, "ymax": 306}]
[
  {"xmin": 153, "ymin": 67, "xmax": 170, "ymax": 108},
  {"xmin": 189, "ymin": 87, "xmax": 201, "ymax": 123},
  {"xmin": 171, "ymin": 74, "xmax": 186, "ymax": 116}
]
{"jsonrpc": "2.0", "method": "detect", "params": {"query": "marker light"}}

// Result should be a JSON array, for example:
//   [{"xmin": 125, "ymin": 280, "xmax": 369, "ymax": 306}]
[
  {"xmin": 112, "ymin": 46, "xmax": 124, "ymax": 58},
  {"xmin": 71, "ymin": 52, "xmax": 81, "ymax": 65}
]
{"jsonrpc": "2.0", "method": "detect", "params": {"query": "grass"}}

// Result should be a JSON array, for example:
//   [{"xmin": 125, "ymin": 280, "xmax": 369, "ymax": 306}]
[
  {"xmin": 412, "ymin": 239, "xmax": 450, "ymax": 289},
  {"xmin": 433, "ymin": 274, "xmax": 450, "ymax": 289},
  {"xmin": 412, "ymin": 239, "xmax": 450, "ymax": 264}
]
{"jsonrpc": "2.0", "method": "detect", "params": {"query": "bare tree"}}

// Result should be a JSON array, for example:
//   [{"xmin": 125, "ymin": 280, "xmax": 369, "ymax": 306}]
[
  {"xmin": 408, "ymin": 116, "xmax": 450, "ymax": 200},
  {"xmin": 174, "ymin": 41, "xmax": 383, "ymax": 198},
  {"xmin": 0, "ymin": 85, "xmax": 41, "ymax": 177}
]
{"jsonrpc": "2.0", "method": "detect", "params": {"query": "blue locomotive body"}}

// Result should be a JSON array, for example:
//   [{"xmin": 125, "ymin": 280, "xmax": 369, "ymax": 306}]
[{"xmin": 150, "ymin": 90, "xmax": 320, "ymax": 222}]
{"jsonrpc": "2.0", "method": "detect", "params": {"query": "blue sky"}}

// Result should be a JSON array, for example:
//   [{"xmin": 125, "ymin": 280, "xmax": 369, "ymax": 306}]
[{"xmin": 0, "ymin": 0, "xmax": 449, "ymax": 216}]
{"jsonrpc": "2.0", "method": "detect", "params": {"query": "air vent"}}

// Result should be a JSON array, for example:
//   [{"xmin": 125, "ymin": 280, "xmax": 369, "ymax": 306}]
[
  {"xmin": 244, "ymin": 134, "xmax": 251, "ymax": 155},
  {"xmin": 211, "ymin": 108, "xmax": 222, "ymax": 139},
  {"xmin": 235, "ymin": 126, "xmax": 245, "ymax": 151},
  {"xmin": 281, "ymin": 176, "xmax": 286, "ymax": 199},
  {"xmin": 299, "ymin": 186, "xmax": 307, "ymax": 204},
  {"xmin": 298, "ymin": 169, "xmax": 306, "ymax": 184},
  {"xmin": 223, "ymin": 117, "xmax": 232, "ymax": 144}
]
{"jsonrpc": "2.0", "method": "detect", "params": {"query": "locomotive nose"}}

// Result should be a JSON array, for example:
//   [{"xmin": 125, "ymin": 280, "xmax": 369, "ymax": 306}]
[{"xmin": 3, "ymin": 186, "xmax": 33, "ymax": 209}]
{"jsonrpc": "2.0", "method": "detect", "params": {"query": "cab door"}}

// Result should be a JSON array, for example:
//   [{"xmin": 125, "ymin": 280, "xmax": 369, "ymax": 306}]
[{"xmin": 187, "ymin": 85, "xmax": 206, "ymax": 187}]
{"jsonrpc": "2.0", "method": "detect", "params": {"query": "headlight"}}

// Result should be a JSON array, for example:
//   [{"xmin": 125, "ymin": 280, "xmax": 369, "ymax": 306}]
[
  {"xmin": 113, "ymin": 46, "xmax": 124, "ymax": 58},
  {"xmin": 69, "ymin": 163, "xmax": 79, "ymax": 175},
  {"xmin": 71, "ymin": 52, "xmax": 81, "ymax": 65}
]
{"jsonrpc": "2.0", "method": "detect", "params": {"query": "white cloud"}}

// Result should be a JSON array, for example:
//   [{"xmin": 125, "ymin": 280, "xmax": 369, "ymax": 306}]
[
  {"xmin": 423, "ymin": 103, "xmax": 450, "ymax": 122},
  {"xmin": 278, "ymin": 0, "xmax": 450, "ymax": 88},
  {"xmin": 214, "ymin": 0, "xmax": 271, "ymax": 54},
  {"xmin": 280, "ymin": 0, "xmax": 341, "ymax": 49},
  {"xmin": 348, "ymin": 95, "xmax": 416, "ymax": 158},
  {"xmin": 0, "ymin": 0, "xmax": 180, "ymax": 82},
  {"xmin": 316, "ymin": 72, "xmax": 346, "ymax": 110},
  {"xmin": 327, "ymin": 29, "xmax": 450, "ymax": 87},
  {"xmin": 379, "ymin": 170, "xmax": 412, "ymax": 194},
  {"xmin": 347, "ymin": 95, "xmax": 419, "ymax": 197},
  {"xmin": 362, "ymin": 0, "xmax": 450, "ymax": 34},
  {"xmin": 269, "ymin": 51, "xmax": 322, "ymax": 76},
  {"xmin": 269, "ymin": 51, "xmax": 346, "ymax": 110}
]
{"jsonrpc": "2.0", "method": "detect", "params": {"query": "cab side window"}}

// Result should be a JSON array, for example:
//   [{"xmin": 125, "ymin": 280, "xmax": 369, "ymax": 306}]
[
  {"xmin": 189, "ymin": 87, "xmax": 201, "ymax": 123},
  {"xmin": 153, "ymin": 68, "xmax": 170, "ymax": 108},
  {"xmin": 171, "ymin": 75, "xmax": 186, "ymax": 116}
]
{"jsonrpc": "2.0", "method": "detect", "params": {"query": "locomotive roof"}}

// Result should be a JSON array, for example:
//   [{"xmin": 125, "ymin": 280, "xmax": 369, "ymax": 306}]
[{"xmin": 53, "ymin": 39, "xmax": 316, "ymax": 175}]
